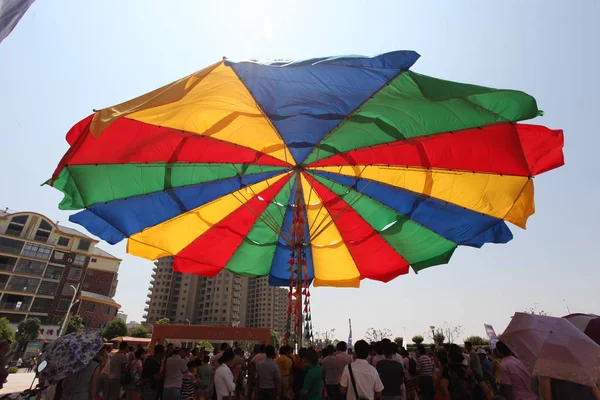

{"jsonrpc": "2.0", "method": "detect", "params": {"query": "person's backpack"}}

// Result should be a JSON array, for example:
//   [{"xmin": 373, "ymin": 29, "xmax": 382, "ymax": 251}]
[
  {"xmin": 408, "ymin": 357, "xmax": 417, "ymax": 377},
  {"xmin": 447, "ymin": 365, "xmax": 473, "ymax": 400}
]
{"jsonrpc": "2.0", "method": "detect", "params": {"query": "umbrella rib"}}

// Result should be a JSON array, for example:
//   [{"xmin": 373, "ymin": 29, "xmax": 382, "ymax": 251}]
[
  {"xmin": 306, "ymin": 165, "xmax": 346, "ymax": 236},
  {"xmin": 310, "ymin": 175, "xmax": 372, "ymax": 242},
  {"xmin": 235, "ymin": 162, "xmax": 290, "ymax": 229},
  {"xmin": 228, "ymin": 163, "xmax": 283, "ymax": 230},
  {"xmin": 227, "ymin": 188, "xmax": 291, "ymax": 242},
  {"xmin": 303, "ymin": 145, "xmax": 324, "ymax": 218},
  {"xmin": 308, "ymin": 165, "xmax": 367, "ymax": 238},
  {"xmin": 223, "ymin": 174, "xmax": 292, "ymax": 243}
]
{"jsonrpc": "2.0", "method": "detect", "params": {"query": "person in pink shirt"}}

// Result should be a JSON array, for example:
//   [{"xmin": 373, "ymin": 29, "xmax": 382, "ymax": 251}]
[{"xmin": 496, "ymin": 341, "xmax": 538, "ymax": 400}]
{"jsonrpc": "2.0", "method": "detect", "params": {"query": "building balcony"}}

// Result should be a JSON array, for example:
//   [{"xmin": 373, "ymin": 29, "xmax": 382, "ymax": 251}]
[
  {"xmin": 0, "ymin": 302, "xmax": 30, "ymax": 311},
  {"xmin": 6, "ymin": 283, "xmax": 37, "ymax": 293},
  {"xmin": 14, "ymin": 262, "xmax": 45, "ymax": 276}
]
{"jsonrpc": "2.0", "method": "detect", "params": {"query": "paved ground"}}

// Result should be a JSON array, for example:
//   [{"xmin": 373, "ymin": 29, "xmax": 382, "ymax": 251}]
[{"xmin": 0, "ymin": 371, "xmax": 37, "ymax": 395}]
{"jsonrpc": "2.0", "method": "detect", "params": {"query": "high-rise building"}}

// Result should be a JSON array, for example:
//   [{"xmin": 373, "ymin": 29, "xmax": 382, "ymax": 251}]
[
  {"xmin": 144, "ymin": 257, "xmax": 288, "ymax": 331},
  {"xmin": 246, "ymin": 276, "xmax": 288, "ymax": 333},
  {"xmin": 116, "ymin": 311, "xmax": 128, "ymax": 323},
  {"xmin": 144, "ymin": 257, "xmax": 247, "ymax": 326},
  {"xmin": 0, "ymin": 209, "xmax": 121, "ymax": 339}
]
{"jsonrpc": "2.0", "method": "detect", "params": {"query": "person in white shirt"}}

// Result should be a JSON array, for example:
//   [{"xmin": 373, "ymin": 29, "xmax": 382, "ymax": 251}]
[
  {"xmin": 107, "ymin": 342, "xmax": 129, "ymax": 400},
  {"xmin": 215, "ymin": 350, "xmax": 242, "ymax": 400},
  {"xmin": 341, "ymin": 340, "xmax": 384, "ymax": 400},
  {"xmin": 163, "ymin": 348, "xmax": 189, "ymax": 400}
]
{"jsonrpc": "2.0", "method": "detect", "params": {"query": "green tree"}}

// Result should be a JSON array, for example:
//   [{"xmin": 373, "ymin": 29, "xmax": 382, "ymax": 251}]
[
  {"xmin": 197, "ymin": 340, "xmax": 214, "ymax": 353},
  {"xmin": 16, "ymin": 318, "xmax": 40, "ymax": 355},
  {"xmin": 129, "ymin": 326, "xmax": 150, "ymax": 338},
  {"xmin": 412, "ymin": 335, "xmax": 424, "ymax": 345},
  {"xmin": 102, "ymin": 318, "xmax": 128, "ymax": 340},
  {"xmin": 156, "ymin": 318, "xmax": 170, "ymax": 325},
  {"xmin": 0, "ymin": 317, "xmax": 15, "ymax": 343},
  {"xmin": 65, "ymin": 315, "xmax": 85, "ymax": 334},
  {"xmin": 394, "ymin": 337, "xmax": 404, "ymax": 347},
  {"xmin": 433, "ymin": 332, "xmax": 445, "ymax": 345},
  {"xmin": 270, "ymin": 330, "xmax": 280, "ymax": 348},
  {"xmin": 463, "ymin": 335, "xmax": 490, "ymax": 346}
]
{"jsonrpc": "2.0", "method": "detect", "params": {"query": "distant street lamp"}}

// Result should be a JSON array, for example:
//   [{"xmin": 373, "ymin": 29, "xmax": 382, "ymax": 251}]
[
  {"xmin": 429, "ymin": 325, "xmax": 436, "ymax": 345},
  {"xmin": 185, "ymin": 319, "xmax": 191, "ymax": 348},
  {"xmin": 59, "ymin": 283, "xmax": 80, "ymax": 336}
]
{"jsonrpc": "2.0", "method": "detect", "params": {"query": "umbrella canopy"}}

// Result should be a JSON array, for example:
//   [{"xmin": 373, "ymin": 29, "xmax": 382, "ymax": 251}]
[
  {"xmin": 500, "ymin": 312, "xmax": 600, "ymax": 387},
  {"xmin": 563, "ymin": 313, "xmax": 600, "ymax": 345},
  {"xmin": 47, "ymin": 51, "xmax": 564, "ymax": 287},
  {"xmin": 0, "ymin": 0, "xmax": 35, "ymax": 44},
  {"xmin": 38, "ymin": 329, "xmax": 103, "ymax": 383}
]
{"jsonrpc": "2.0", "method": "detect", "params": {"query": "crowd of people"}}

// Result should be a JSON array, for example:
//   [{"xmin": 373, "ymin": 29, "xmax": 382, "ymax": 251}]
[{"xmin": 38, "ymin": 337, "xmax": 600, "ymax": 400}]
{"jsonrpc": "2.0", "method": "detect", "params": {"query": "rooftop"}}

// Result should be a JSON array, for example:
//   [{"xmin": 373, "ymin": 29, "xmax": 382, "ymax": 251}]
[
  {"xmin": 1, "ymin": 209, "xmax": 93, "ymax": 239},
  {"xmin": 92, "ymin": 247, "xmax": 120, "ymax": 260},
  {"xmin": 80, "ymin": 290, "xmax": 121, "ymax": 308},
  {"xmin": 1, "ymin": 208, "xmax": 120, "ymax": 260}
]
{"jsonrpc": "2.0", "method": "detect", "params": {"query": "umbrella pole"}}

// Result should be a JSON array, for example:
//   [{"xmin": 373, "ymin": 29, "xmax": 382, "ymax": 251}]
[{"xmin": 294, "ymin": 173, "xmax": 303, "ymax": 348}]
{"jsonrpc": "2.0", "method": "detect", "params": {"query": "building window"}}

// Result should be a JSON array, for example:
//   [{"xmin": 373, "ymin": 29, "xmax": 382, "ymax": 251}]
[
  {"xmin": 57, "ymin": 299, "xmax": 70, "ymax": 311},
  {"xmin": 91, "ymin": 258, "xmax": 97, "ymax": 263},
  {"xmin": 34, "ymin": 220, "xmax": 52, "ymax": 242},
  {"xmin": 37, "ymin": 281, "xmax": 59, "ymax": 296},
  {"xmin": 66, "ymin": 268, "xmax": 83, "ymax": 281},
  {"xmin": 73, "ymin": 255, "xmax": 87, "ymax": 266},
  {"xmin": 103, "ymin": 305, "xmax": 110, "ymax": 314},
  {"xmin": 6, "ymin": 215, "xmax": 28, "ymax": 237},
  {"xmin": 86, "ymin": 302, "xmax": 95, "ymax": 312},
  {"xmin": 44, "ymin": 265, "xmax": 64, "ymax": 280},
  {"xmin": 57, "ymin": 237, "xmax": 70, "ymax": 247},
  {"xmin": 14, "ymin": 259, "xmax": 46, "ymax": 276},
  {"xmin": 0, "ymin": 237, "xmax": 25, "ymax": 255},
  {"xmin": 0, "ymin": 256, "xmax": 16, "ymax": 272},
  {"xmin": 31, "ymin": 297, "xmax": 52, "ymax": 311},
  {"xmin": 22, "ymin": 243, "xmax": 52, "ymax": 259},
  {"xmin": 78, "ymin": 240, "xmax": 91, "ymax": 251}
]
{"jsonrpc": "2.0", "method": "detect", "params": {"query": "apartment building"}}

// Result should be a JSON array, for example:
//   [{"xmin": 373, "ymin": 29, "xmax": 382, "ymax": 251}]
[
  {"xmin": 246, "ymin": 276, "xmax": 288, "ymax": 333},
  {"xmin": 145, "ymin": 257, "xmax": 247, "ymax": 326},
  {"xmin": 144, "ymin": 257, "xmax": 288, "ymax": 332},
  {"xmin": 0, "ymin": 209, "xmax": 121, "ymax": 336}
]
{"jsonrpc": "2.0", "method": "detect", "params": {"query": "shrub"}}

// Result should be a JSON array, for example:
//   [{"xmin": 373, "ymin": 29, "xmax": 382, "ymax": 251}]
[{"xmin": 8, "ymin": 367, "xmax": 18, "ymax": 374}]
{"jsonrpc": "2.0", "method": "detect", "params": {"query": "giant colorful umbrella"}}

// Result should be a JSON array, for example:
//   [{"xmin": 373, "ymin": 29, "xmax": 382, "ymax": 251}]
[{"xmin": 47, "ymin": 51, "xmax": 564, "ymax": 336}]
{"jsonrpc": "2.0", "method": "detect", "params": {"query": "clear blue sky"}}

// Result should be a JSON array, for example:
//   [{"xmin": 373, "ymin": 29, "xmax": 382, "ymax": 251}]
[{"xmin": 1, "ymin": 0, "xmax": 598, "ymax": 342}]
